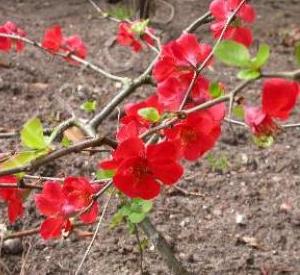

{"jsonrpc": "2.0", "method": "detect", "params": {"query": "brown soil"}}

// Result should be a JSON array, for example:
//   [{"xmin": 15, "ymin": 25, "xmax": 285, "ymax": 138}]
[{"xmin": 1, "ymin": 0, "xmax": 300, "ymax": 274}]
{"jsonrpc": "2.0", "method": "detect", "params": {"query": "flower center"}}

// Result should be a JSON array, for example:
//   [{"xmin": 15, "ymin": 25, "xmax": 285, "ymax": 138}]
[{"xmin": 181, "ymin": 127, "xmax": 198, "ymax": 144}]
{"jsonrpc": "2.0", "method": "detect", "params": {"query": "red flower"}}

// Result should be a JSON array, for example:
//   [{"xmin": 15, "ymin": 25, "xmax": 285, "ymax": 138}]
[
  {"xmin": 62, "ymin": 35, "xmax": 87, "ymax": 64},
  {"xmin": 0, "ymin": 21, "xmax": 26, "ymax": 52},
  {"xmin": 209, "ymin": 0, "xmax": 256, "ymax": 47},
  {"xmin": 100, "ymin": 138, "xmax": 183, "ymax": 200},
  {"xmin": 41, "ymin": 25, "xmax": 62, "ymax": 53},
  {"xmin": 211, "ymin": 24, "xmax": 253, "ymax": 47},
  {"xmin": 156, "ymin": 74, "xmax": 210, "ymax": 112},
  {"xmin": 262, "ymin": 78, "xmax": 299, "ymax": 120},
  {"xmin": 35, "ymin": 177, "xmax": 99, "ymax": 239},
  {"xmin": 245, "ymin": 106, "xmax": 279, "ymax": 137},
  {"xmin": 244, "ymin": 79, "xmax": 299, "ymax": 137},
  {"xmin": 117, "ymin": 95, "xmax": 163, "ymax": 142},
  {"xmin": 117, "ymin": 21, "xmax": 154, "ymax": 52},
  {"xmin": 63, "ymin": 177, "xmax": 100, "ymax": 223},
  {"xmin": 0, "ymin": 175, "xmax": 24, "ymax": 224},
  {"xmin": 165, "ymin": 109, "xmax": 222, "ymax": 161},
  {"xmin": 42, "ymin": 25, "xmax": 87, "ymax": 63},
  {"xmin": 153, "ymin": 33, "xmax": 212, "ymax": 83}
]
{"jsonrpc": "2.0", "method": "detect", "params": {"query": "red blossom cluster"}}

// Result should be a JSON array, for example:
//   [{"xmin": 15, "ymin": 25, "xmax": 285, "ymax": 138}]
[
  {"xmin": 100, "ymin": 32, "xmax": 225, "ymax": 199},
  {"xmin": 245, "ymin": 79, "xmax": 300, "ymax": 137},
  {"xmin": 117, "ymin": 21, "xmax": 154, "ymax": 52},
  {"xmin": 209, "ymin": 0, "xmax": 256, "ymax": 47},
  {"xmin": 0, "ymin": 21, "xmax": 26, "ymax": 52},
  {"xmin": 0, "ymin": 176, "xmax": 24, "ymax": 224},
  {"xmin": 34, "ymin": 177, "xmax": 100, "ymax": 239},
  {"xmin": 42, "ymin": 25, "xmax": 87, "ymax": 64},
  {"xmin": 0, "ymin": 0, "xmax": 299, "ymax": 242}
]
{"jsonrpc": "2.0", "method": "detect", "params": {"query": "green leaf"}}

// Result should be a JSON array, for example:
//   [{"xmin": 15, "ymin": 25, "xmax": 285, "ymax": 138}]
[
  {"xmin": 215, "ymin": 40, "xmax": 250, "ymax": 67},
  {"xmin": 61, "ymin": 136, "xmax": 72, "ymax": 148},
  {"xmin": 232, "ymin": 105, "xmax": 245, "ymax": 119},
  {"xmin": 96, "ymin": 169, "xmax": 115, "ymax": 180},
  {"xmin": 131, "ymin": 19, "xmax": 149, "ymax": 35},
  {"xmin": 21, "ymin": 118, "xmax": 48, "ymax": 150},
  {"xmin": 138, "ymin": 107, "xmax": 160, "ymax": 123},
  {"xmin": 0, "ymin": 150, "xmax": 48, "ymax": 171},
  {"xmin": 110, "ymin": 211, "xmax": 124, "ymax": 229},
  {"xmin": 209, "ymin": 82, "xmax": 224, "ymax": 98},
  {"xmin": 295, "ymin": 42, "xmax": 300, "ymax": 67},
  {"xmin": 128, "ymin": 212, "xmax": 145, "ymax": 224},
  {"xmin": 251, "ymin": 43, "xmax": 270, "ymax": 68},
  {"xmin": 141, "ymin": 200, "xmax": 153, "ymax": 213},
  {"xmin": 237, "ymin": 69, "xmax": 260, "ymax": 80},
  {"xmin": 253, "ymin": 135, "xmax": 274, "ymax": 148},
  {"xmin": 80, "ymin": 100, "xmax": 97, "ymax": 113},
  {"xmin": 119, "ymin": 205, "xmax": 131, "ymax": 216}
]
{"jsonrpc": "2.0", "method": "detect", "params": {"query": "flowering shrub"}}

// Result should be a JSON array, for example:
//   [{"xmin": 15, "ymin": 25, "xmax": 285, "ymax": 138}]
[{"xmin": 0, "ymin": 0, "xmax": 299, "ymax": 273}]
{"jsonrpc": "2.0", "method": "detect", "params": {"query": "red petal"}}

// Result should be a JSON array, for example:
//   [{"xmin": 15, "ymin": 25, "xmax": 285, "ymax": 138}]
[
  {"xmin": 150, "ymin": 162, "xmax": 183, "ymax": 185},
  {"xmin": 114, "ymin": 171, "xmax": 160, "ymax": 200},
  {"xmin": 34, "ymin": 182, "xmax": 65, "ymax": 216},
  {"xmin": 114, "ymin": 138, "xmax": 145, "ymax": 160},
  {"xmin": 80, "ymin": 202, "xmax": 98, "ymax": 223},
  {"xmin": 40, "ymin": 217, "xmax": 65, "ymax": 240},
  {"xmin": 117, "ymin": 121, "xmax": 139, "ymax": 142},
  {"xmin": 238, "ymin": 3, "xmax": 256, "ymax": 23},
  {"xmin": 42, "ymin": 25, "xmax": 63, "ymax": 53},
  {"xmin": 262, "ymin": 78, "xmax": 299, "ymax": 120},
  {"xmin": 147, "ymin": 141, "xmax": 180, "ymax": 162},
  {"xmin": 209, "ymin": 0, "xmax": 228, "ymax": 20},
  {"xmin": 174, "ymin": 33, "xmax": 202, "ymax": 67},
  {"xmin": 224, "ymin": 27, "xmax": 253, "ymax": 47},
  {"xmin": 7, "ymin": 198, "xmax": 24, "ymax": 224},
  {"xmin": 153, "ymin": 56, "xmax": 176, "ymax": 82}
]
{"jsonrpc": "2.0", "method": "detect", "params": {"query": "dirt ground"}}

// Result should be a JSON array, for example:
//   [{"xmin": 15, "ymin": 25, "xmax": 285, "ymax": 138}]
[{"xmin": 1, "ymin": 0, "xmax": 300, "ymax": 274}]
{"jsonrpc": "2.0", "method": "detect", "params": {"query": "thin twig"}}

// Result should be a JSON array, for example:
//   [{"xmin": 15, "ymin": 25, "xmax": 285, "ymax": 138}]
[
  {"xmin": 88, "ymin": 55, "xmax": 159, "ymax": 130},
  {"xmin": 0, "ymin": 33, "xmax": 126, "ymax": 83},
  {"xmin": 0, "ymin": 136, "xmax": 116, "ymax": 177},
  {"xmin": 184, "ymin": 11, "xmax": 213, "ymax": 33},
  {"xmin": 179, "ymin": 0, "xmax": 248, "ymax": 109},
  {"xmin": 75, "ymin": 191, "xmax": 114, "ymax": 275},
  {"xmin": 140, "ymin": 217, "xmax": 191, "ymax": 275},
  {"xmin": 134, "ymin": 225, "xmax": 144, "ymax": 275}
]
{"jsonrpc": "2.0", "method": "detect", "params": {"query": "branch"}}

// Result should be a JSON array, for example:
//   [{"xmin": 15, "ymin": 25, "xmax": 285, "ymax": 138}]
[
  {"xmin": 0, "ymin": 136, "xmax": 117, "ymax": 177},
  {"xmin": 88, "ymin": 55, "xmax": 158, "ymax": 130},
  {"xmin": 261, "ymin": 69, "xmax": 300, "ymax": 81},
  {"xmin": 180, "ymin": 0, "xmax": 248, "ymax": 109},
  {"xmin": 184, "ymin": 11, "xmax": 213, "ymax": 33},
  {"xmin": 0, "ymin": 33, "xmax": 126, "ymax": 83},
  {"xmin": 75, "ymin": 191, "xmax": 114, "ymax": 275},
  {"xmin": 140, "ymin": 217, "xmax": 191, "ymax": 275}
]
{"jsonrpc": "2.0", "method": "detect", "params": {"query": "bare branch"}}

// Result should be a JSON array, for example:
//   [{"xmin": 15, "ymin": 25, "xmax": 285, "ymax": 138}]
[{"xmin": 0, "ymin": 136, "xmax": 117, "ymax": 177}]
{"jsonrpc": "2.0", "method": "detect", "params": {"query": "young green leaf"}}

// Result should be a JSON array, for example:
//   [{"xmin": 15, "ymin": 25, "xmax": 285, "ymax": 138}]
[
  {"xmin": 253, "ymin": 135, "xmax": 274, "ymax": 148},
  {"xmin": 140, "ymin": 200, "xmax": 153, "ymax": 213},
  {"xmin": 21, "ymin": 118, "xmax": 48, "ymax": 149},
  {"xmin": 209, "ymin": 82, "xmax": 224, "ymax": 98},
  {"xmin": 80, "ymin": 100, "xmax": 97, "ymax": 113},
  {"xmin": 215, "ymin": 40, "xmax": 250, "ymax": 67},
  {"xmin": 96, "ymin": 169, "xmax": 115, "ymax": 180},
  {"xmin": 251, "ymin": 43, "xmax": 270, "ymax": 69},
  {"xmin": 138, "ymin": 107, "xmax": 160, "ymax": 123},
  {"xmin": 232, "ymin": 105, "xmax": 245, "ymax": 119},
  {"xmin": 128, "ymin": 212, "xmax": 145, "ymax": 224},
  {"xmin": 0, "ymin": 150, "xmax": 48, "ymax": 171},
  {"xmin": 237, "ymin": 69, "xmax": 260, "ymax": 80},
  {"xmin": 61, "ymin": 136, "xmax": 72, "ymax": 148}
]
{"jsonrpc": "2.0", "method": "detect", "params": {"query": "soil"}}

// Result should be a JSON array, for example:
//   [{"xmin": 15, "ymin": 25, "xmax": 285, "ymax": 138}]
[{"xmin": 1, "ymin": 0, "xmax": 300, "ymax": 274}]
